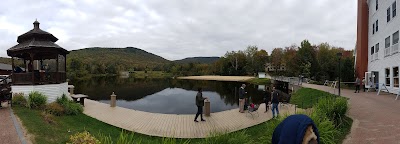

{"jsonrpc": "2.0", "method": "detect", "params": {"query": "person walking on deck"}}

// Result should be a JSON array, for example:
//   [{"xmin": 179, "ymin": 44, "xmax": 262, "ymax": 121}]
[
  {"xmin": 194, "ymin": 88, "xmax": 208, "ymax": 122},
  {"xmin": 264, "ymin": 87, "xmax": 271, "ymax": 113},
  {"xmin": 271, "ymin": 87, "xmax": 280, "ymax": 118},
  {"xmin": 355, "ymin": 77, "xmax": 361, "ymax": 93},
  {"xmin": 239, "ymin": 84, "xmax": 247, "ymax": 113}
]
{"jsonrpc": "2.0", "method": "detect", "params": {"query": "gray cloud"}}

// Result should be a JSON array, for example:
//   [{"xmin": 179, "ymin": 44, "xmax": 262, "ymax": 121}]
[{"xmin": 0, "ymin": 0, "xmax": 356, "ymax": 60}]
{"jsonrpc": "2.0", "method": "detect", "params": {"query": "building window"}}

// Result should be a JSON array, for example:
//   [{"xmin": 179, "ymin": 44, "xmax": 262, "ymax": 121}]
[
  {"xmin": 371, "ymin": 46, "xmax": 375, "ymax": 55},
  {"xmin": 388, "ymin": 7, "xmax": 391, "ymax": 22},
  {"xmin": 376, "ymin": 20, "xmax": 379, "ymax": 32},
  {"xmin": 376, "ymin": 0, "xmax": 379, "ymax": 10},
  {"xmin": 394, "ymin": 67, "xmax": 399, "ymax": 87},
  {"xmin": 373, "ymin": 23, "xmax": 375, "ymax": 34},
  {"xmin": 393, "ymin": 1, "xmax": 397, "ymax": 18},
  {"xmin": 393, "ymin": 31, "xmax": 399, "ymax": 44},
  {"xmin": 386, "ymin": 36, "xmax": 391, "ymax": 48},
  {"xmin": 376, "ymin": 43, "xmax": 380, "ymax": 53},
  {"xmin": 386, "ymin": 68, "xmax": 391, "ymax": 86}
]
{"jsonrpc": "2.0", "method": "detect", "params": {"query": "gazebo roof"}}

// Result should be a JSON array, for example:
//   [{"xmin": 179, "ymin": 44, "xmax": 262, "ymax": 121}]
[{"xmin": 7, "ymin": 20, "xmax": 69, "ymax": 58}]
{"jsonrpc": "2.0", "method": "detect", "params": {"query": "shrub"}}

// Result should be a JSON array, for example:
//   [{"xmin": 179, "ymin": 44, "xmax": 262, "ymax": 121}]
[
  {"xmin": 45, "ymin": 102, "xmax": 65, "ymax": 116},
  {"xmin": 68, "ymin": 131, "xmax": 99, "ymax": 144},
  {"xmin": 56, "ymin": 94, "xmax": 83, "ymax": 115},
  {"xmin": 64, "ymin": 102, "xmax": 83, "ymax": 115},
  {"xmin": 27, "ymin": 91, "xmax": 47, "ymax": 109},
  {"xmin": 309, "ymin": 112, "xmax": 339, "ymax": 144},
  {"xmin": 315, "ymin": 97, "xmax": 348, "ymax": 126},
  {"xmin": 12, "ymin": 93, "xmax": 27, "ymax": 106},
  {"xmin": 56, "ymin": 94, "xmax": 69, "ymax": 105},
  {"xmin": 98, "ymin": 131, "xmax": 146, "ymax": 144}
]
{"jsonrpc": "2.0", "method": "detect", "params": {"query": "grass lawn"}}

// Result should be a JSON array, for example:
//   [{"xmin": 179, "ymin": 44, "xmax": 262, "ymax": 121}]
[
  {"xmin": 290, "ymin": 88, "xmax": 336, "ymax": 109},
  {"xmin": 246, "ymin": 78, "xmax": 271, "ymax": 85},
  {"xmin": 13, "ymin": 106, "xmax": 168, "ymax": 144},
  {"xmin": 289, "ymin": 88, "xmax": 353, "ymax": 143},
  {"xmin": 13, "ymin": 106, "xmax": 282, "ymax": 144}
]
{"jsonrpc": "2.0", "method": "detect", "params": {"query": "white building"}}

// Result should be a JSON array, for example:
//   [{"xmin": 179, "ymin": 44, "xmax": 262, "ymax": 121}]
[{"xmin": 364, "ymin": 0, "xmax": 400, "ymax": 93}]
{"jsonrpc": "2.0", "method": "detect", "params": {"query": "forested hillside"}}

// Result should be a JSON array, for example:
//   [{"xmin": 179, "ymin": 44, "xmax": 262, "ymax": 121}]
[{"xmin": 174, "ymin": 57, "xmax": 220, "ymax": 64}]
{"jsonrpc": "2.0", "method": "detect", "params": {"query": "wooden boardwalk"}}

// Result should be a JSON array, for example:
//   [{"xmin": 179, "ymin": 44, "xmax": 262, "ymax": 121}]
[{"xmin": 83, "ymin": 99, "xmax": 297, "ymax": 138}]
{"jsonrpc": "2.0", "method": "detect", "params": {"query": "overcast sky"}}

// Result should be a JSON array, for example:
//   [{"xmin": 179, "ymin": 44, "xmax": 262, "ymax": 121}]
[{"xmin": 0, "ymin": 0, "xmax": 357, "ymax": 60}]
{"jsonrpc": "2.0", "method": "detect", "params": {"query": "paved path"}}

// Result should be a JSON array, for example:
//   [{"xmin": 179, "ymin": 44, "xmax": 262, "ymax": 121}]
[
  {"xmin": 0, "ymin": 105, "xmax": 22, "ymax": 144},
  {"xmin": 83, "ymin": 99, "xmax": 296, "ymax": 138},
  {"xmin": 302, "ymin": 83, "xmax": 400, "ymax": 144},
  {"xmin": 177, "ymin": 76, "xmax": 255, "ymax": 82}
]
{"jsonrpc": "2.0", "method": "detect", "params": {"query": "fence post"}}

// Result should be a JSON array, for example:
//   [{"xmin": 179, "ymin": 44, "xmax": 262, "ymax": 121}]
[{"xmin": 110, "ymin": 92, "xmax": 116, "ymax": 107}]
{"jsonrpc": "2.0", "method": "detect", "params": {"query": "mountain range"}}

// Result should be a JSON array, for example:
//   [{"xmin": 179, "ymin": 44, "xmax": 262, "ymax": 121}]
[{"xmin": 0, "ymin": 47, "xmax": 220, "ymax": 66}]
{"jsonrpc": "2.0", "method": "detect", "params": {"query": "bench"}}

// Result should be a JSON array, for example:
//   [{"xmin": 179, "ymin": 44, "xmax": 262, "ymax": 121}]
[{"xmin": 70, "ymin": 94, "xmax": 88, "ymax": 106}]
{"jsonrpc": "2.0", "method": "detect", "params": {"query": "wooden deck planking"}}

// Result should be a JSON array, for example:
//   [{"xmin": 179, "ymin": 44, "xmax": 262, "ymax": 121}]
[{"xmin": 83, "ymin": 99, "xmax": 297, "ymax": 138}]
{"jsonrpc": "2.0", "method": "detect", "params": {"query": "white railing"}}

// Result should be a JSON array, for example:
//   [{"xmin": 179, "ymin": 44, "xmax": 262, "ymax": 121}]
[
  {"xmin": 373, "ymin": 53, "xmax": 378, "ymax": 60},
  {"xmin": 385, "ymin": 48, "xmax": 391, "ymax": 57},
  {"xmin": 392, "ymin": 43, "xmax": 399, "ymax": 55}
]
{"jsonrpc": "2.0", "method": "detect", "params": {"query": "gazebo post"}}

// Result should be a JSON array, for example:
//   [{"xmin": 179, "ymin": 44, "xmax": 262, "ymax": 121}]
[
  {"xmin": 23, "ymin": 60, "xmax": 26, "ymax": 72},
  {"xmin": 11, "ymin": 57, "xmax": 14, "ymax": 83},
  {"xmin": 56, "ymin": 54, "xmax": 59, "ymax": 83},
  {"xmin": 30, "ymin": 53, "xmax": 34, "ymax": 85},
  {"xmin": 64, "ymin": 54, "xmax": 67, "ymax": 83}
]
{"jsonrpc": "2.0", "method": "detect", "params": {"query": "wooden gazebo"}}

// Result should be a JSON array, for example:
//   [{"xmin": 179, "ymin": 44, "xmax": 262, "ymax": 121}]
[{"xmin": 7, "ymin": 20, "xmax": 69, "ymax": 85}]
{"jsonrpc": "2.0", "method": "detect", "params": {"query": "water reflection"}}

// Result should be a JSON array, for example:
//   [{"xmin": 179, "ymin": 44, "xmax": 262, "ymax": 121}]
[{"xmin": 70, "ymin": 77, "xmax": 268, "ymax": 114}]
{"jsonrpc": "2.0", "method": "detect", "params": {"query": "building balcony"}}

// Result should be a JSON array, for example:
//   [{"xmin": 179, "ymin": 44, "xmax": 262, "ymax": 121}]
[
  {"xmin": 391, "ymin": 43, "xmax": 399, "ymax": 55},
  {"xmin": 385, "ymin": 48, "xmax": 391, "ymax": 57}
]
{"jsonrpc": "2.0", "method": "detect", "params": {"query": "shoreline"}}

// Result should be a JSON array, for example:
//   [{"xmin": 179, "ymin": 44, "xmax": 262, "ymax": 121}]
[{"xmin": 177, "ymin": 75, "xmax": 255, "ymax": 82}]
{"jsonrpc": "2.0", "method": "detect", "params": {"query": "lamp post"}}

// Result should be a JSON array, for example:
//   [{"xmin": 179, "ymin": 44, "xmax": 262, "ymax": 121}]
[{"xmin": 337, "ymin": 52, "xmax": 343, "ymax": 96}]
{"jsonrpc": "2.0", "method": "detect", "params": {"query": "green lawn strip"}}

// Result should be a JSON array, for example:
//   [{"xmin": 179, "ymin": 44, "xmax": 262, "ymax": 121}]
[
  {"xmin": 246, "ymin": 78, "xmax": 271, "ymax": 85},
  {"xmin": 290, "ymin": 88, "xmax": 335, "ymax": 109},
  {"xmin": 13, "ymin": 105, "xmax": 283, "ymax": 144},
  {"xmin": 13, "ymin": 106, "xmax": 165, "ymax": 144}
]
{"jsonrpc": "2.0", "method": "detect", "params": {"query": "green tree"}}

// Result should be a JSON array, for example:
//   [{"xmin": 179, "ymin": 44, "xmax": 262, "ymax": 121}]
[{"xmin": 297, "ymin": 40, "xmax": 319, "ymax": 79}]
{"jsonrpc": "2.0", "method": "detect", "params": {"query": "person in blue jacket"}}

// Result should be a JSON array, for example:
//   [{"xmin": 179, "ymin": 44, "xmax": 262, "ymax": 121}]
[{"xmin": 272, "ymin": 114, "xmax": 319, "ymax": 144}]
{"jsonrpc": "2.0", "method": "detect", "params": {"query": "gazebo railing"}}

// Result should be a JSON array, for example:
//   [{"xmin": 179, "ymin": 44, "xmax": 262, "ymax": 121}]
[{"xmin": 13, "ymin": 72, "xmax": 66, "ymax": 85}]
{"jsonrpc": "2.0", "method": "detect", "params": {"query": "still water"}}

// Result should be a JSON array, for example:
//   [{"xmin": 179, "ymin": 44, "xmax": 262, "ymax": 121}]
[{"xmin": 70, "ymin": 77, "xmax": 267, "ymax": 114}]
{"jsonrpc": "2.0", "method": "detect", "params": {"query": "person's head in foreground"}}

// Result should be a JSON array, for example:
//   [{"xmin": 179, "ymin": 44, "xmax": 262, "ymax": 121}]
[
  {"xmin": 242, "ymin": 84, "xmax": 246, "ymax": 88},
  {"xmin": 198, "ymin": 87, "xmax": 202, "ymax": 92},
  {"xmin": 272, "ymin": 114, "xmax": 319, "ymax": 144}
]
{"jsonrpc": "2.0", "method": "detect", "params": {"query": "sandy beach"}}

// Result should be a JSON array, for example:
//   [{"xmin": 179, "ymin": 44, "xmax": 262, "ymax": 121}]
[{"xmin": 177, "ymin": 75, "xmax": 255, "ymax": 82}]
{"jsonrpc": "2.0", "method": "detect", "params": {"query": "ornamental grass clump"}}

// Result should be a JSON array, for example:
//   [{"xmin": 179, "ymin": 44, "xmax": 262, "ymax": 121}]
[
  {"xmin": 27, "ymin": 91, "xmax": 47, "ymax": 109},
  {"xmin": 12, "ymin": 93, "xmax": 27, "ymax": 106},
  {"xmin": 68, "ymin": 131, "xmax": 99, "ymax": 144},
  {"xmin": 314, "ymin": 97, "xmax": 348, "ymax": 126},
  {"xmin": 55, "ymin": 94, "xmax": 83, "ymax": 115}
]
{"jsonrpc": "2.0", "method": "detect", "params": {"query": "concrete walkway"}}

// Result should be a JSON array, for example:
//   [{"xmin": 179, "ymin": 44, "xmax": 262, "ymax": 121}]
[
  {"xmin": 83, "ymin": 99, "xmax": 296, "ymax": 138},
  {"xmin": 302, "ymin": 83, "xmax": 400, "ymax": 144},
  {"xmin": 0, "ymin": 105, "xmax": 22, "ymax": 144}
]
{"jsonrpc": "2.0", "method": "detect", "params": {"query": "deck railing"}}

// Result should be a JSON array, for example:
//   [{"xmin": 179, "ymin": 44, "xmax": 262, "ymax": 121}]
[{"xmin": 13, "ymin": 72, "xmax": 66, "ymax": 85}]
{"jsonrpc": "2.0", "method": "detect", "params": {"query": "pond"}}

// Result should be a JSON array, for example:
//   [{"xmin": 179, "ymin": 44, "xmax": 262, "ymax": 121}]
[{"xmin": 70, "ymin": 77, "xmax": 269, "ymax": 114}]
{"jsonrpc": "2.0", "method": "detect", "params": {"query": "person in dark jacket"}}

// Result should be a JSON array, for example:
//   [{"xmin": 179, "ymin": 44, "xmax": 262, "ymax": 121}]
[
  {"xmin": 264, "ymin": 87, "xmax": 271, "ymax": 113},
  {"xmin": 194, "ymin": 87, "xmax": 208, "ymax": 122},
  {"xmin": 239, "ymin": 84, "xmax": 247, "ymax": 113},
  {"xmin": 272, "ymin": 114, "xmax": 319, "ymax": 144},
  {"xmin": 271, "ymin": 87, "xmax": 279, "ymax": 118}
]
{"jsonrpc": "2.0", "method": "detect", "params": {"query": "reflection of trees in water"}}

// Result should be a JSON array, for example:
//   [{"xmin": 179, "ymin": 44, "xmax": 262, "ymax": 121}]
[
  {"xmin": 70, "ymin": 77, "xmax": 269, "ymax": 105},
  {"xmin": 70, "ymin": 77, "xmax": 170, "ymax": 101}
]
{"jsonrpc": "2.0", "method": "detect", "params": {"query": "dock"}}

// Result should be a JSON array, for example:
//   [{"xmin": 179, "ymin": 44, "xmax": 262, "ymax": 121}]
[{"xmin": 83, "ymin": 99, "xmax": 297, "ymax": 138}]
